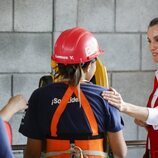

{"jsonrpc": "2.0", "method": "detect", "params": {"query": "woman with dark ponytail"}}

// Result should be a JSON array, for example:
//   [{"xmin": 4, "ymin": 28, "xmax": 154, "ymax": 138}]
[{"xmin": 19, "ymin": 27, "xmax": 127, "ymax": 158}]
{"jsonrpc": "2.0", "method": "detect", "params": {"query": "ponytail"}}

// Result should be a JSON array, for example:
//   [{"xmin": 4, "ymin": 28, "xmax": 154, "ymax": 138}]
[
  {"xmin": 57, "ymin": 59, "xmax": 93, "ymax": 86},
  {"xmin": 58, "ymin": 64, "xmax": 82, "ymax": 86}
]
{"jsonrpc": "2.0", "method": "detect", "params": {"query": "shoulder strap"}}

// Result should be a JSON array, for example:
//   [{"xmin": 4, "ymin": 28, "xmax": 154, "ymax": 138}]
[
  {"xmin": 50, "ymin": 86, "xmax": 75, "ymax": 136},
  {"xmin": 50, "ymin": 86, "xmax": 98, "ymax": 137},
  {"xmin": 74, "ymin": 88, "xmax": 98, "ymax": 136}
]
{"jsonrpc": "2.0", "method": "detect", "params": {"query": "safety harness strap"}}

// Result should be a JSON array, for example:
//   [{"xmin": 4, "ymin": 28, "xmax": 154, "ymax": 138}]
[
  {"xmin": 47, "ymin": 86, "xmax": 106, "ymax": 157},
  {"xmin": 50, "ymin": 86, "xmax": 98, "ymax": 136},
  {"xmin": 74, "ymin": 88, "xmax": 98, "ymax": 136},
  {"xmin": 51, "ymin": 86, "xmax": 75, "ymax": 136}
]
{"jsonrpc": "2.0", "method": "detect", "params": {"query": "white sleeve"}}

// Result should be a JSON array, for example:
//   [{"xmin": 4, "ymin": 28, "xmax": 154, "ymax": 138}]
[{"xmin": 146, "ymin": 108, "xmax": 158, "ymax": 125}]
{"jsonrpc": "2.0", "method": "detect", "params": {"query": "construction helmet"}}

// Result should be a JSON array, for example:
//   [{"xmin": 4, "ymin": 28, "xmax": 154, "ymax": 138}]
[{"xmin": 52, "ymin": 27, "xmax": 103, "ymax": 64}]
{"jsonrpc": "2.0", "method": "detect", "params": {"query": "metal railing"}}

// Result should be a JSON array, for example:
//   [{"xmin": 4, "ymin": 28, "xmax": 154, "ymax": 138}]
[{"xmin": 126, "ymin": 140, "xmax": 146, "ymax": 148}]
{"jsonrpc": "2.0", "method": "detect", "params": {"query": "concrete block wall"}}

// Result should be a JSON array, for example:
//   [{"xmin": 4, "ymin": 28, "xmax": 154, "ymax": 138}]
[{"xmin": 0, "ymin": 0, "xmax": 157, "ymax": 157}]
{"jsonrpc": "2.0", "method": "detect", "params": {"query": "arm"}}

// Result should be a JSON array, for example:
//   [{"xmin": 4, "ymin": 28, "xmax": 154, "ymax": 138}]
[
  {"xmin": 0, "ymin": 95, "xmax": 28, "ymax": 121},
  {"xmin": 119, "ymin": 102, "xmax": 149, "ymax": 122},
  {"xmin": 108, "ymin": 130, "xmax": 127, "ymax": 158},
  {"xmin": 24, "ymin": 138, "xmax": 42, "ymax": 158},
  {"xmin": 0, "ymin": 117, "xmax": 13, "ymax": 158},
  {"xmin": 134, "ymin": 119, "xmax": 148, "ymax": 128},
  {"xmin": 102, "ymin": 88, "xmax": 149, "ymax": 122},
  {"xmin": 0, "ymin": 95, "xmax": 28, "ymax": 144}
]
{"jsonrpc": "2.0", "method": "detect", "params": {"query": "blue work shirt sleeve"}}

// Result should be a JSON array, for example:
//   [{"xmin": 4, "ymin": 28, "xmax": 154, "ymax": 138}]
[
  {"xmin": 19, "ymin": 89, "xmax": 44, "ymax": 139},
  {"xmin": 105, "ymin": 102, "xmax": 124, "ymax": 132}
]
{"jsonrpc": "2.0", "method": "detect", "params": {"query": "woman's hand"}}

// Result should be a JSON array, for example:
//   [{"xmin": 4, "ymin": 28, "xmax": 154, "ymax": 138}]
[
  {"xmin": 0, "ymin": 95, "xmax": 28, "ymax": 121},
  {"xmin": 134, "ymin": 119, "xmax": 146, "ymax": 127},
  {"xmin": 102, "ymin": 88, "xmax": 149, "ymax": 122},
  {"xmin": 102, "ymin": 87, "xmax": 125, "ymax": 111},
  {"xmin": 134, "ymin": 119, "xmax": 148, "ymax": 131},
  {"xmin": 134, "ymin": 119, "xmax": 147, "ymax": 127},
  {"xmin": 7, "ymin": 95, "xmax": 28, "ymax": 112}
]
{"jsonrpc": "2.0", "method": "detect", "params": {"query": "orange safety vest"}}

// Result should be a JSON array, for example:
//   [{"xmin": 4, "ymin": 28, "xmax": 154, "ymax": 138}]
[
  {"xmin": 145, "ymin": 77, "xmax": 158, "ymax": 158},
  {"xmin": 46, "ymin": 86, "xmax": 107, "ymax": 158}
]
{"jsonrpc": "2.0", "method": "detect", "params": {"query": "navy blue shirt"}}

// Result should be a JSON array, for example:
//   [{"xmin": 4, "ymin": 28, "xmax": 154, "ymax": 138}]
[
  {"xmin": 19, "ymin": 82, "xmax": 124, "ymax": 139},
  {"xmin": 0, "ymin": 117, "xmax": 13, "ymax": 158}
]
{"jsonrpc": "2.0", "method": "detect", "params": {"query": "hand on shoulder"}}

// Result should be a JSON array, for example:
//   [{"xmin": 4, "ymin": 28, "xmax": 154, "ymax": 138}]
[{"xmin": 102, "ymin": 87, "xmax": 125, "ymax": 111}]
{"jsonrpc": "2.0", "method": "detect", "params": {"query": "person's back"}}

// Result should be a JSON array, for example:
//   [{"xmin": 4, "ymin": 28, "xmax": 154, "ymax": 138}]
[
  {"xmin": 20, "ymin": 82, "xmax": 126, "ymax": 158},
  {"xmin": 20, "ymin": 82, "xmax": 122, "ymax": 134},
  {"xmin": 19, "ymin": 27, "xmax": 127, "ymax": 158}
]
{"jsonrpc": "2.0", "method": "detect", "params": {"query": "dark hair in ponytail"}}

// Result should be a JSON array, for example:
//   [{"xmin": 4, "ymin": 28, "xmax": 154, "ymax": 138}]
[
  {"xmin": 58, "ymin": 64, "xmax": 82, "ymax": 86},
  {"xmin": 58, "ymin": 59, "xmax": 95, "ymax": 86}
]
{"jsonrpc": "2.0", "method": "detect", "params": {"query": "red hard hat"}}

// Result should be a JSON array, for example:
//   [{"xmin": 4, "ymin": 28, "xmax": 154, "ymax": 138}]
[{"xmin": 52, "ymin": 27, "xmax": 103, "ymax": 64}]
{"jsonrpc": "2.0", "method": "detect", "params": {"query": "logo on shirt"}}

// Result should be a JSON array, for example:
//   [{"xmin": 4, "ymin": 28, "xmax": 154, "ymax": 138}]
[{"xmin": 51, "ymin": 97, "xmax": 79, "ymax": 106}]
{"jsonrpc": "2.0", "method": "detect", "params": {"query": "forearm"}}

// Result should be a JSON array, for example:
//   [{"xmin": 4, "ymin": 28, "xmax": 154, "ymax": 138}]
[
  {"xmin": 108, "ymin": 131, "xmax": 127, "ymax": 158},
  {"xmin": 0, "ymin": 105, "xmax": 16, "ymax": 122},
  {"xmin": 121, "ymin": 102, "xmax": 149, "ymax": 122},
  {"xmin": 24, "ymin": 138, "xmax": 42, "ymax": 158},
  {"xmin": 24, "ymin": 150, "xmax": 41, "ymax": 158},
  {"xmin": 0, "ymin": 95, "xmax": 28, "ymax": 122}
]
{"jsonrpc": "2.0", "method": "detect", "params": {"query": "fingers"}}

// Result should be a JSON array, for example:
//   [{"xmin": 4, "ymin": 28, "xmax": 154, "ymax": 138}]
[
  {"xmin": 102, "ymin": 88, "xmax": 123, "ymax": 111},
  {"xmin": 109, "ymin": 87, "xmax": 117, "ymax": 94},
  {"xmin": 106, "ymin": 98, "xmax": 122, "ymax": 111},
  {"xmin": 102, "ymin": 91, "xmax": 121, "ymax": 109},
  {"xmin": 9, "ymin": 95, "xmax": 28, "ymax": 111},
  {"xmin": 102, "ymin": 90, "xmax": 120, "ymax": 100},
  {"xmin": 107, "ymin": 97, "xmax": 121, "ymax": 104}
]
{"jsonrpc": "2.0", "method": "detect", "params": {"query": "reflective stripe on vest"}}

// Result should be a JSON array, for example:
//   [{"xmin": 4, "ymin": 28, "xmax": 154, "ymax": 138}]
[{"xmin": 46, "ymin": 86, "xmax": 107, "ymax": 158}]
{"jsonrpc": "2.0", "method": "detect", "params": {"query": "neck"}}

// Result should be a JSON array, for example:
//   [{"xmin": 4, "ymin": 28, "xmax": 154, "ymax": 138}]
[{"xmin": 80, "ymin": 79, "xmax": 90, "ymax": 83}]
